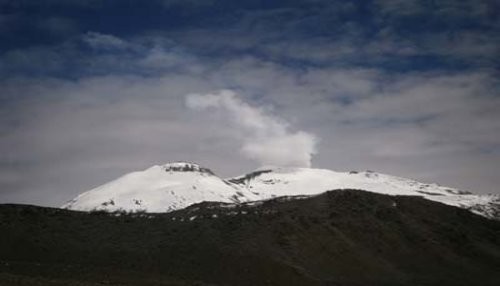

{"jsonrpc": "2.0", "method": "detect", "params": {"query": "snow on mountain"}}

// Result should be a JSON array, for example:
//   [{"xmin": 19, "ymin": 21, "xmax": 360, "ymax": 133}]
[
  {"xmin": 229, "ymin": 167, "xmax": 500, "ymax": 219},
  {"xmin": 62, "ymin": 162, "xmax": 260, "ymax": 213},
  {"xmin": 63, "ymin": 162, "xmax": 500, "ymax": 219}
]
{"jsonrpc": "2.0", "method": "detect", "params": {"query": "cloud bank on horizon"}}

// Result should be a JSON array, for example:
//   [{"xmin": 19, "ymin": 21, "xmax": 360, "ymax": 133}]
[
  {"xmin": 0, "ymin": 0, "xmax": 499, "ymax": 207},
  {"xmin": 186, "ymin": 90, "xmax": 317, "ymax": 167}
]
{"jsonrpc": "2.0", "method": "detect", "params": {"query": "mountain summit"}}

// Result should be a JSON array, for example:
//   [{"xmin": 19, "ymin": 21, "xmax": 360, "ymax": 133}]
[
  {"xmin": 62, "ymin": 162, "xmax": 260, "ymax": 213},
  {"xmin": 63, "ymin": 162, "xmax": 500, "ymax": 219}
]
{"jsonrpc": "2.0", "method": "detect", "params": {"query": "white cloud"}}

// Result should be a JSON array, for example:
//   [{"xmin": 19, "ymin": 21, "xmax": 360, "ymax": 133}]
[
  {"xmin": 186, "ymin": 90, "xmax": 318, "ymax": 167},
  {"xmin": 1, "ymin": 35, "xmax": 499, "ymax": 207},
  {"xmin": 1, "ymin": 64, "xmax": 499, "ymax": 208}
]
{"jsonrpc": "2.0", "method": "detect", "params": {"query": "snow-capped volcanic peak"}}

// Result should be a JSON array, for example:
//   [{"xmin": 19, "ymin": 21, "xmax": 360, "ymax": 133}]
[
  {"xmin": 228, "ymin": 167, "xmax": 499, "ymax": 219},
  {"xmin": 62, "ymin": 162, "xmax": 259, "ymax": 213},
  {"xmin": 63, "ymin": 163, "xmax": 499, "ymax": 219},
  {"xmin": 230, "ymin": 167, "xmax": 463, "ymax": 198}
]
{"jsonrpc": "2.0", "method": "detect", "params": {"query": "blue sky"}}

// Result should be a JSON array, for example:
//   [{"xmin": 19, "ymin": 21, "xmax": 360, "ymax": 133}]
[{"xmin": 0, "ymin": 0, "xmax": 499, "ymax": 206}]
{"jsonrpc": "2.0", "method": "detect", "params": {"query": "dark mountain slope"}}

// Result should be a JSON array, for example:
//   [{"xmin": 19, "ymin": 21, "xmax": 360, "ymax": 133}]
[{"xmin": 1, "ymin": 189, "xmax": 499, "ymax": 286}]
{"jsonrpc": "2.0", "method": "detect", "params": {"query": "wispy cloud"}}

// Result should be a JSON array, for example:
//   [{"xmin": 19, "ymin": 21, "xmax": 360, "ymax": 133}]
[{"xmin": 82, "ymin": 32, "xmax": 129, "ymax": 50}]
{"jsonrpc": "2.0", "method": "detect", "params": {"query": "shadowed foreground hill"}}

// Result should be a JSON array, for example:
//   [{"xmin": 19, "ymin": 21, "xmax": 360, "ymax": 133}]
[{"xmin": 1, "ymin": 190, "xmax": 499, "ymax": 286}]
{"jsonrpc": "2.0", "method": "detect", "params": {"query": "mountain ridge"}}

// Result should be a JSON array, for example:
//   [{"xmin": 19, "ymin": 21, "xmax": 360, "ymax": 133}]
[{"xmin": 62, "ymin": 162, "xmax": 500, "ymax": 220}]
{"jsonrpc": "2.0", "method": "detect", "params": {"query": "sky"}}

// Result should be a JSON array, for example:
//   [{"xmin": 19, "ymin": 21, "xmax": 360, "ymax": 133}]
[{"xmin": 0, "ymin": 0, "xmax": 499, "ymax": 207}]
